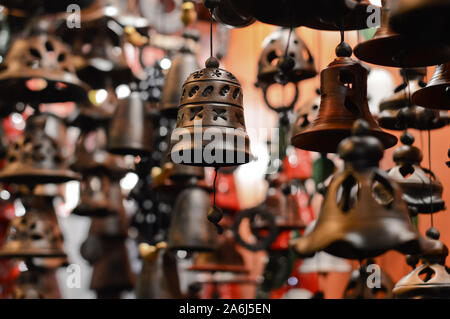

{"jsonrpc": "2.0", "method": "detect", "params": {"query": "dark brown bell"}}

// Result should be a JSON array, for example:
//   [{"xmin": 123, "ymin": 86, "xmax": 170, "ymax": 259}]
[
  {"xmin": 291, "ymin": 120, "xmax": 428, "ymax": 259},
  {"xmin": 161, "ymin": 46, "xmax": 200, "ymax": 118},
  {"xmin": 167, "ymin": 186, "xmax": 218, "ymax": 252},
  {"xmin": 212, "ymin": 0, "xmax": 256, "ymax": 28},
  {"xmin": 389, "ymin": 0, "xmax": 450, "ymax": 44},
  {"xmin": 0, "ymin": 195, "xmax": 66, "ymax": 258},
  {"xmin": 169, "ymin": 57, "xmax": 252, "ymax": 167},
  {"xmin": 0, "ymin": 113, "xmax": 80, "ymax": 185},
  {"xmin": 90, "ymin": 239, "xmax": 135, "ymax": 298},
  {"xmin": 354, "ymin": 0, "xmax": 450, "ymax": 67},
  {"xmin": 107, "ymin": 92, "xmax": 153, "ymax": 156},
  {"xmin": 0, "ymin": 34, "xmax": 88, "ymax": 104},
  {"xmin": 343, "ymin": 260, "xmax": 394, "ymax": 299},
  {"xmin": 11, "ymin": 266, "xmax": 61, "ymax": 299},
  {"xmin": 256, "ymin": 28, "xmax": 316, "ymax": 87},
  {"xmin": 388, "ymin": 132, "xmax": 445, "ymax": 214},
  {"xmin": 412, "ymin": 62, "xmax": 450, "ymax": 110},
  {"xmin": 291, "ymin": 50, "xmax": 397, "ymax": 153},
  {"xmin": 85, "ymin": 204, "xmax": 128, "ymax": 238},
  {"xmin": 66, "ymin": 101, "xmax": 112, "ymax": 131},
  {"xmin": 393, "ymin": 236, "xmax": 450, "ymax": 298},
  {"xmin": 188, "ymin": 231, "xmax": 249, "ymax": 274},
  {"xmin": 72, "ymin": 173, "xmax": 126, "ymax": 217},
  {"xmin": 135, "ymin": 242, "xmax": 182, "ymax": 299}
]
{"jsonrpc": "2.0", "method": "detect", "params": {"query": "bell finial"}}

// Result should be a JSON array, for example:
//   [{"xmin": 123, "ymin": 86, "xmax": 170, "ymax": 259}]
[
  {"xmin": 393, "ymin": 132, "xmax": 423, "ymax": 166},
  {"xmin": 335, "ymin": 41, "xmax": 352, "ymax": 58},
  {"xmin": 205, "ymin": 56, "xmax": 220, "ymax": 68}
]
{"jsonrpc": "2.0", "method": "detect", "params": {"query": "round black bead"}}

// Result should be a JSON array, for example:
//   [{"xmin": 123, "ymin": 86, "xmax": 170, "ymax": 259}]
[
  {"xmin": 335, "ymin": 41, "xmax": 352, "ymax": 57},
  {"xmin": 352, "ymin": 119, "xmax": 370, "ymax": 136},
  {"xmin": 426, "ymin": 227, "xmax": 440, "ymax": 240},
  {"xmin": 205, "ymin": 56, "xmax": 219, "ymax": 68},
  {"xmin": 277, "ymin": 55, "xmax": 295, "ymax": 72},
  {"xmin": 400, "ymin": 131, "xmax": 415, "ymax": 145}
]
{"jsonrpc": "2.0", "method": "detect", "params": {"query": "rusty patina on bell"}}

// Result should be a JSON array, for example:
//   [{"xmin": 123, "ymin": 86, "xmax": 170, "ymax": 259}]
[
  {"xmin": 256, "ymin": 28, "xmax": 316, "ymax": 87},
  {"xmin": 11, "ymin": 266, "xmax": 61, "ymax": 299},
  {"xmin": 0, "ymin": 34, "xmax": 88, "ymax": 104},
  {"xmin": 412, "ymin": 62, "xmax": 450, "ymax": 110},
  {"xmin": 188, "ymin": 232, "xmax": 248, "ymax": 274},
  {"xmin": 170, "ymin": 57, "xmax": 252, "ymax": 167},
  {"xmin": 107, "ymin": 92, "xmax": 153, "ymax": 156},
  {"xmin": 291, "ymin": 46, "xmax": 397, "ymax": 153},
  {"xmin": 0, "ymin": 195, "xmax": 66, "ymax": 258},
  {"xmin": 161, "ymin": 43, "xmax": 200, "ymax": 118},
  {"xmin": 354, "ymin": 1, "xmax": 450, "ymax": 67},
  {"xmin": 0, "ymin": 113, "xmax": 80, "ymax": 185},
  {"xmin": 135, "ymin": 242, "xmax": 182, "ymax": 299},
  {"xmin": 167, "ymin": 186, "xmax": 218, "ymax": 252},
  {"xmin": 291, "ymin": 120, "xmax": 428, "ymax": 260},
  {"xmin": 388, "ymin": 132, "xmax": 445, "ymax": 215},
  {"xmin": 343, "ymin": 259, "xmax": 394, "ymax": 299},
  {"xmin": 393, "ymin": 233, "xmax": 450, "ymax": 299}
]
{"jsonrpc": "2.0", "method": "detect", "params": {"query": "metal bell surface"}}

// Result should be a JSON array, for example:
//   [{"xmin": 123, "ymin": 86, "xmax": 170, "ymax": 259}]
[
  {"xmin": 212, "ymin": 0, "xmax": 256, "ymax": 28},
  {"xmin": 412, "ymin": 62, "xmax": 450, "ymax": 110},
  {"xmin": 0, "ymin": 34, "xmax": 88, "ymax": 104},
  {"xmin": 354, "ymin": 0, "xmax": 450, "ymax": 67},
  {"xmin": 291, "ymin": 120, "xmax": 427, "ymax": 260},
  {"xmin": 107, "ymin": 92, "xmax": 153, "ymax": 156},
  {"xmin": 0, "ymin": 113, "xmax": 80, "ymax": 185},
  {"xmin": 291, "ymin": 53, "xmax": 397, "ymax": 153},
  {"xmin": 167, "ymin": 186, "xmax": 218, "ymax": 252},
  {"xmin": 11, "ymin": 266, "xmax": 61, "ymax": 299},
  {"xmin": 170, "ymin": 57, "xmax": 252, "ymax": 167}
]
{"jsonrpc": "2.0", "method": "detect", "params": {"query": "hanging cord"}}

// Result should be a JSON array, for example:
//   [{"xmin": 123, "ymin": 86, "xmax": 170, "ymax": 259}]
[
  {"xmin": 428, "ymin": 129, "xmax": 434, "ymax": 228},
  {"xmin": 209, "ymin": 9, "xmax": 213, "ymax": 58},
  {"xmin": 213, "ymin": 166, "xmax": 218, "ymax": 207}
]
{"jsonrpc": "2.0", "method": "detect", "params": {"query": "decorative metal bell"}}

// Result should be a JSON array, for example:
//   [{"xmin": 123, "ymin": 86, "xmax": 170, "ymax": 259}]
[
  {"xmin": 343, "ymin": 259, "xmax": 394, "ymax": 299},
  {"xmin": 107, "ymin": 92, "xmax": 153, "ymax": 156},
  {"xmin": 11, "ymin": 266, "xmax": 61, "ymax": 299},
  {"xmin": 256, "ymin": 28, "xmax": 316, "ymax": 87},
  {"xmin": 135, "ymin": 242, "xmax": 182, "ymax": 299},
  {"xmin": 0, "ymin": 113, "xmax": 80, "ymax": 185},
  {"xmin": 170, "ymin": 57, "xmax": 252, "ymax": 167},
  {"xmin": 0, "ymin": 34, "xmax": 88, "ymax": 104},
  {"xmin": 412, "ymin": 62, "xmax": 450, "ymax": 110},
  {"xmin": 161, "ymin": 43, "xmax": 200, "ymax": 118},
  {"xmin": 354, "ymin": 0, "xmax": 450, "ymax": 67},
  {"xmin": 393, "ymin": 231, "xmax": 450, "ymax": 299},
  {"xmin": 212, "ymin": 0, "xmax": 256, "ymax": 28},
  {"xmin": 0, "ymin": 195, "xmax": 66, "ymax": 258},
  {"xmin": 167, "ymin": 185, "xmax": 218, "ymax": 252},
  {"xmin": 388, "ymin": 132, "xmax": 445, "ymax": 215},
  {"xmin": 291, "ymin": 120, "xmax": 427, "ymax": 260},
  {"xmin": 291, "ymin": 45, "xmax": 397, "ymax": 153},
  {"xmin": 188, "ymin": 232, "xmax": 249, "ymax": 274}
]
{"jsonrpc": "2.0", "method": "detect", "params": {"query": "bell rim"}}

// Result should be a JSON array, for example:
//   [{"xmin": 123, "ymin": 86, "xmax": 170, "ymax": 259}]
[
  {"xmin": 0, "ymin": 165, "xmax": 81, "ymax": 185},
  {"xmin": 412, "ymin": 85, "xmax": 450, "ymax": 110}
]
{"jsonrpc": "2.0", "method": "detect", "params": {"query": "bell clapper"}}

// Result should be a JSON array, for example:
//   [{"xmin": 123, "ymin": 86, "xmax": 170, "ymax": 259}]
[{"xmin": 208, "ymin": 167, "xmax": 224, "ymax": 234}]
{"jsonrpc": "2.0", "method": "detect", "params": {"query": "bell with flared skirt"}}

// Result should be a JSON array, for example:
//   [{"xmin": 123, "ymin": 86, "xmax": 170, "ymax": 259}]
[
  {"xmin": 412, "ymin": 62, "xmax": 450, "ymax": 110},
  {"xmin": 290, "ymin": 120, "xmax": 429, "ymax": 260}
]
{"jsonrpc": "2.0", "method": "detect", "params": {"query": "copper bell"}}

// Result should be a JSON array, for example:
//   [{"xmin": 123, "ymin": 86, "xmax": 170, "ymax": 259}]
[
  {"xmin": 291, "ymin": 120, "xmax": 426, "ymax": 260},
  {"xmin": 167, "ymin": 185, "xmax": 218, "ymax": 252},
  {"xmin": 107, "ymin": 92, "xmax": 153, "ymax": 156},
  {"xmin": 412, "ymin": 62, "xmax": 450, "ymax": 110},
  {"xmin": 291, "ymin": 45, "xmax": 397, "ymax": 153},
  {"xmin": 343, "ymin": 259, "xmax": 394, "ymax": 299},
  {"xmin": 389, "ymin": 0, "xmax": 450, "ymax": 44},
  {"xmin": 0, "ymin": 34, "xmax": 88, "ymax": 104},
  {"xmin": 135, "ymin": 242, "xmax": 182, "ymax": 299},
  {"xmin": 11, "ymin": 266, "xmax": 61, "ymax": 299},
  {"xmin": 0, "ymin": 195, "xmax": 66, "ymax": 258},
  {"xmin": 393, "ymin": 229, "xmax": 450, "ymax": 299},
  {"xmin": 354, "ymin": 0, "xmax": 450, "ymax": 67},
  {"xmin": 388, "ymin": 132, "xmax": 445, "ymax": 215},
  {"xmin": 256, "ymin": 28, "xmax": 316, "ymax": 87},
  {"xmin": 0, "ymin": 113, "xmax": 80, "ymax": 185},
  {"xmin": 170, "ymin": 57, "xmax": 252, "ymax": 167},
  {"xmin": 188, "ymin": 231, "xmax": 249, "ymax": 274},
  {"xmin": 161, "ymin": 43, "xmax": 200, "ymax": 118}
]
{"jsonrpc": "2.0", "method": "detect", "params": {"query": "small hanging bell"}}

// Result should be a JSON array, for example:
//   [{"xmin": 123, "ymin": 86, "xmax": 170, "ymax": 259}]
[
  {"xmin": 291, "ymin": 44, "xmax": 397, "ymax": 153},
  {"xmin": 107, "ymin": 92, "xmax": 153, "ymax": 156},
  {"xmin": 169, "ymin": 57, "xmax": 252, "ymax": 166},
  {"xmin": 0, "ymin": 113, "xmax": 80, "ymax": 185},
  {"xmin": 167, "ymin": 186, "xmax": 218, "ymax": 252},
  {"xmin": 291, "ymin": 120, "xmax": 428, "ymax": 260},
  {"xmin": 343, "ymin": 259, "xmax": 394, "ymax": 299},
  {"xmin": 135, "ymin": 242, "xmax": 182, "ymax": 299},
  {"xmin": 0, "ymin": 34, "xmax": 88, "ymax": 105},
  {"xmin": 188, "ymin": 232, "xmax": 249, "ymax": 274},
  {"xmin": 161, "ymin": 42, "xmax": 200, "ymax": 118},
  {"xmin": 388, "ymin": 132, "xmax": 445, "ymax": 215},
  {"xmin": 412, "ymin": 62, "xmax": 450, "ymax": 110},
  {"xmin": 0, "ymin": 195, "xmax": 66, "ymax": 258},
  {"xmin": 393, "ymin": 229, "xmax": 450, "ymax": 299},
  {"xmin": 354, "ymin": 0, "xmax": 450, "ymax": 67}
]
